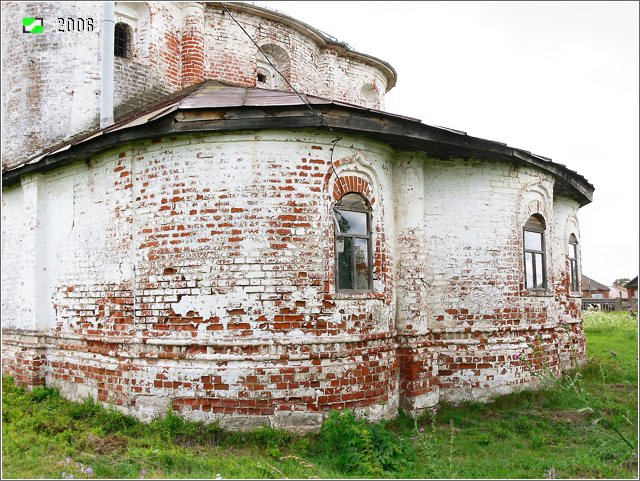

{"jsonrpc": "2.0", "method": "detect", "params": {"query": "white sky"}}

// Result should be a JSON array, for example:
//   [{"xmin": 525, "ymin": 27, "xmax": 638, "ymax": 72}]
[{"xmin": 254, "ymin": 0, "xmax": 639, "ymax": 286}]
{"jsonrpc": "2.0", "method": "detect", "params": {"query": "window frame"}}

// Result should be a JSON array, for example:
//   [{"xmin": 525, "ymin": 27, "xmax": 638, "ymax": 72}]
[
  {"xmin": 114, "ymin": 23, "xmax": 130, "ymax": 59},
  {"xmin": 523, "ymin": 216, "xmax": 547, "ymax": 291},
  {"xmin": 333, "ymin": 193, "xmax": 373, "ymax": 293},
  {"xmin": 569, "ymin": 234, "xmax": 580, "ymax": 294}
]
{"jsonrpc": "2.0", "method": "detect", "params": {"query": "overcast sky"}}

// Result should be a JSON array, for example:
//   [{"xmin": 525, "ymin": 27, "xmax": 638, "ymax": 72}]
[{"xmin": 254, "ymin": 0, "xmax": 639, "ymax": 286}]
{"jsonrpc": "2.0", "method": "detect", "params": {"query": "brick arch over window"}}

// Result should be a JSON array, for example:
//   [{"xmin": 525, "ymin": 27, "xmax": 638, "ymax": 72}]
[
  {"xmin": 332, "ymin": 175, "xmax": 376, "ymax": 206},
  {"xmin": 258, "ymin": 43, "xmax": 290, "ymax": 91},
  {"xmin": 329, "ymin": 174, "xmax": 389, "ymax": 300}
]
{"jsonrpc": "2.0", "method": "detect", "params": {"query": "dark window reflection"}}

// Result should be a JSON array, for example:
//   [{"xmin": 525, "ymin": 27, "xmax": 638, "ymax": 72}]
[
  {"xmin": 354, "ymin": 238, "xmax": 369, "ymax": 289},
  {"xmin": 337, "ymin": 237, "xmax": 353, "ymax": 290}
]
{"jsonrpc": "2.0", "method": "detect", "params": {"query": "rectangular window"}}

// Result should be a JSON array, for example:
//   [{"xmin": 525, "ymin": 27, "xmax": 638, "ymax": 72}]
[
  {"xmin": 535, "ymin": 254, "xmax": 545, "ymax": 289},
  {"xmin": 524, "ymin": 231, "xmax": 543, "ymax": 251},
  {"xmin": 525, "ymin": 252, "xmax": 534, "ymax": 288},
  {"xmin": 523, "ymin": 215, "xmax": 546, "ymax": 291},
  {"xmin": 337, "ymin": 237, "xmax": 353, "ymax": 290},
  {"xmin": 114, "ymin": 23, "xmax": 129, "ymax": 58},
  {"xmin": 354, "ymin": 238, "xmax": 369, "ymax": 290}
]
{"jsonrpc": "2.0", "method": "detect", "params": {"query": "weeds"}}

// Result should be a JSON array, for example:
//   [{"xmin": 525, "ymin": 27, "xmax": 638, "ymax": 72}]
[
  {"xmin": 524, "ymin": 316, "xmax": 638, "ymax": 462},
  {"xmin": 413, "ymin": 409, "xmax": 457, "ymax": 478},
  {"xmin": 2, "ymin": 311, "xmax": 637, "ymax": 479},
  {"xmin": 316, "ymin": 410, "xmax": 414, "ymax": 476}
]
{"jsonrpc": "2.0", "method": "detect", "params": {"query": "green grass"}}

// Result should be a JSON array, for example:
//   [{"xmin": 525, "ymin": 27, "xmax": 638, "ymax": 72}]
[{"xmin": 3, "ymin": 310, "xmax": 638, "ymax": 479}]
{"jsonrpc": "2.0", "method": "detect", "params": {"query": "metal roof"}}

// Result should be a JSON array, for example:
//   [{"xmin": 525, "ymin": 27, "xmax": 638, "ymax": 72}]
[
  {"xmin": 581, "ymin": 275, "xmax": 610, "ymax": 292},
  {"xmin": 2, "ymin": 80, "xmax": 594, "ymax": 206}
]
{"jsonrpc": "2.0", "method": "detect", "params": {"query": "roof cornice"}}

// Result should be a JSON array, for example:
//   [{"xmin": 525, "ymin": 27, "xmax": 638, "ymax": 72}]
[{"xmin": 2, "ymin": 81, "xmax": 593, "ymax": 206}]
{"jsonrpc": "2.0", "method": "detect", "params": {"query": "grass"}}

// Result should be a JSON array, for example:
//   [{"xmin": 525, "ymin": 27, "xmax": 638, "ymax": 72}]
[{"xmin": 2, "ymin": 310, "xmax": 638, "ymax": 479}]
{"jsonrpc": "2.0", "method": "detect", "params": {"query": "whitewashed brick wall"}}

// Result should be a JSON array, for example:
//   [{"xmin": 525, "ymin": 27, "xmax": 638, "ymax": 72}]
[
  {"xmin": 2, "ymin": 2, "xmax": 392, "ymax": 170},
  {"xmin": 2, "ymin": 130, "xmax": 586, "ymax": 428}
]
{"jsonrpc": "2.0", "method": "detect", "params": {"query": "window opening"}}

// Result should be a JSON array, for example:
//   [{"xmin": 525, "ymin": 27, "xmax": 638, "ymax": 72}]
[
  {"xmin": 569, "ymin": 234, "xmax": 579, "ymax": 293},
  {"xmin": 114, "ymin": 23, "xmax": 130, "ymax": 58},
  {"xmin": 524, "ymin": 214, "xmax": 546, "ymax": 290},
  {"xmin": 334, "ymin": 193, "xmax": 372, "ymax": 291}
]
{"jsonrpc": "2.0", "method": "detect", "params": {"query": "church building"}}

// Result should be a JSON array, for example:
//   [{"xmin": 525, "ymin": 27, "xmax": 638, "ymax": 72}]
[{"xmin": 2, "ymin": 2, "xmax": 593, "ymax": 431}]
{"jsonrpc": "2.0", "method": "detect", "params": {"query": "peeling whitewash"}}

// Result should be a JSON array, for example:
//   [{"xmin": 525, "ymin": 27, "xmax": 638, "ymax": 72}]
[
  {"xmin": 1, "ymin": 1, "xmax": 392, "ymax": 170},
  {"xmin": 2, "ymin": 2, "xmax": 587, "ymax": 432},
  {"xmin": 2, "ymin": 129, "xmax": 586, "ymax": 430}
]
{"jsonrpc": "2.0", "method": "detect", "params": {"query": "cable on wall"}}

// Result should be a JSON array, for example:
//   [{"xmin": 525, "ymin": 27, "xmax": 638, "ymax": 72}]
[{"xmin": 220, "ymin": 2, "xmax": 346, "ymax": 197}]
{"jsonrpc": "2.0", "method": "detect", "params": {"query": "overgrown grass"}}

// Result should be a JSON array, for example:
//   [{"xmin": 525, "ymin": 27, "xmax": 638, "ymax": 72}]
[{"xmin": 2, "ymin": 310, "xmax": 638, "ymax": 479}]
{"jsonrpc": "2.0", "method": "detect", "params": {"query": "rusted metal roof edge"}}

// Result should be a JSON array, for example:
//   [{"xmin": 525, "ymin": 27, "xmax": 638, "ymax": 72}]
[{"xmin": 2, "ymin": 104, "xmax": 594, "ymax": 205}]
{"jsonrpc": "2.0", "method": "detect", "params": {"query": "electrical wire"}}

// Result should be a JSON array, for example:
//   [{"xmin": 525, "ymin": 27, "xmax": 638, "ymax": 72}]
[{"xmin": 220, "ymin": 2, "xmax": 345, "ymax": 196}]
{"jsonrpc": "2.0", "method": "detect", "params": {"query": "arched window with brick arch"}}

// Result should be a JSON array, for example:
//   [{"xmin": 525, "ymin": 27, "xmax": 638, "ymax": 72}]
[
  {"xmin": 257, "ymin": 44, "xmax": 290, "ymax": 91},
  {"xmin": 524, "ymin": 214, "xmax": 547, "ymax": 290},
  {"xmin": 333, "ymin": 192, "xmax": 372, "ymax": 291}
]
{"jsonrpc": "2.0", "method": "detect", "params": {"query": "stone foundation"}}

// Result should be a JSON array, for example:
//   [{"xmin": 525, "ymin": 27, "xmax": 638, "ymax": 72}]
[{"xmin": 2, "ymin": 317, "xmax": 585, "ymax": 431}]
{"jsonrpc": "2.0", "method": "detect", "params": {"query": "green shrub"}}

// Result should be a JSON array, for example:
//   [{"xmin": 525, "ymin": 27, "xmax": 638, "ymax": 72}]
[
  {"xmin": 96, "ymin": 406, "xmax": 139, "ymax": 434},
  {"xmin": 29, "ymin": 386, "xmax": 61, "ymax": 403},
  {"xmin": 68, "ymin": 397, "xmax": 103, "ymax": 420},
  {"xmin": 149, "ymin": 410, "xmax": 224, "ymax": 447},
  {"xmin": 316, "ymin": 410, "xmax": 415, "ymax": 476}
]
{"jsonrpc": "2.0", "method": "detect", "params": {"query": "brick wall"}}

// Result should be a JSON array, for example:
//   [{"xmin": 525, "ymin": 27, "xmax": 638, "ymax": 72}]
[
  {"xmin": 1, "ymin": 130, "xmax": 586, "ymax": 429},
  {"xmin": 2, "ymin": 132, "xmax": 403, "ymax": 430},
  {"xmin": 401, "ymin": 156, "xmax": 585, "ymax": 402},
  {"xmin": 1, "ymin": 1, "xmax": 102, "ymax": 170},
  {"xmin": 204, "ymin": 5, "xmax": 389, "ymax": 108},
  {"xmin": 2, "ymin": 2, "xmax": 392, "ymax": 170},
  {"xmin": 2, "ymin": 2, "xmax": 586, "ymax": 430}
]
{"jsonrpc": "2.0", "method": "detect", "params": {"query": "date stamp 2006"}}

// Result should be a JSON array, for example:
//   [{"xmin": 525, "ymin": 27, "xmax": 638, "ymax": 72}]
[
  {"xmin": 22, "ymin": 17, "xmax": 95, "ymax": 34},
  {"xmin": 56, "ymin": 17, "xmax": 95, "ymax": 32}
]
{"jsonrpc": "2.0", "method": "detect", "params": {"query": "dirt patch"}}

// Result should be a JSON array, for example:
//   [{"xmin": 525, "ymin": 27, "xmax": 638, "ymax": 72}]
[
  {"xmin": 609, "ymin": 383, "xmax": 635, "ymax": 391},
  {"xmin": 85, "ymin": 433, "xmax": 128, "ymax": 454},
  {"xmin": 545, "ymin": 409, "xmax": 594, "ymax": 423}
]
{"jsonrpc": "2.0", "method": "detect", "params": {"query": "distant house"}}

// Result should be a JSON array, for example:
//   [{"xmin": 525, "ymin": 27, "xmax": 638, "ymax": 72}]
[
  {"xmin": 624, "ymin": 277, "xmax": 638, "ymax": 300},
  {"xmin": 582, "ymin": 275, "xmax": 610, "ymax": 299},
  {"xmin": 609, "ymin": 284, "xmax": 628, "ymax": 300}
]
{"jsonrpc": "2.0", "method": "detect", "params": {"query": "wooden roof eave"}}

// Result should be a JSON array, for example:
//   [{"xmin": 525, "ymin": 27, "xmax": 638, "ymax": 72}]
[{"xmin": 1, "ymin": 105, "xmax": 594, "ymax": 206}]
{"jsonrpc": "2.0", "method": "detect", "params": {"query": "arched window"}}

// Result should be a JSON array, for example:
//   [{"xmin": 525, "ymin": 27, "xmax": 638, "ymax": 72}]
[
  {"xmin": 114, "ymin": 23, "xmax": 131, "ymax": 59},
  {"xmin": 257, "ymin": 44, "xmax": 290, "ymax": 91},
  {"xmin": 569, "ymin": 234, "xmax": 579, "ymax": 293},
  {"xmin": 334, "ymin": 193, "xmax": 372, "ymax": 291},
  {"xmin": 360, "ymin": 84, "xmax": 379, "ymax": 109},
  {"xmin": 524, "ymin": 214, "xmax": 546, "ymax": 290}
]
